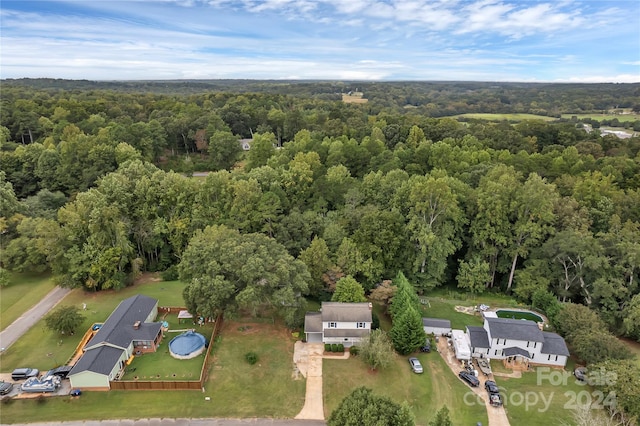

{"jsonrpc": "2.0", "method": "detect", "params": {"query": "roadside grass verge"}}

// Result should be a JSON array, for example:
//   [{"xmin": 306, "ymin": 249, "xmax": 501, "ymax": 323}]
[
  {"xmin": 0, "ymin": 320, "xmax": 304, "ymax": 424},
  {"xmin": 0, "ymin": 279, "xmax": 188, "ymax": 371},
  {"xmin": 323, "ymin": 352, "xmax": 488, "ymax": 425},
  {"xmin": 0, "ymin": 273, "xmax": 56, "ymax": 332}
]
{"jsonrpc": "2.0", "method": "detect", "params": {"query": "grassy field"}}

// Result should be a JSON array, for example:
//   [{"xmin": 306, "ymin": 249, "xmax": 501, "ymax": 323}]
[
  {"xmin": 342, "ymin": 93, "xmax": 368, "ymax": 103},
  {"xmin": 453, "ymin": 113, "xmax": 556, "ymax": 122},
  {"xmin": 499, "ymin": 363, "xmax": 591, "ymax": 426},
  {"xmin": 0, "ymin": 278, "xmax": 188, "ymax": 372},
  {"xmin": 561, "ymin": 113, "xmax": 640, "ymax": 122},
  {"xmin": 323, "ymin": 352, "xmax": 488, "ymax": 425},
  {"xmin": 0, "ymin": 320, "xmax": 305, "ymax": 424},
  {"xmin": 0, "ymin": 273, "xmax": 56, "ymax": 332}
]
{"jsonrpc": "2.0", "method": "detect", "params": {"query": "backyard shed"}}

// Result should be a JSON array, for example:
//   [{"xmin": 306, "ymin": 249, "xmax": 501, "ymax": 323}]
[{"xmin": 422, "ymin": 318, "xmax": 452, "ymax": 336}]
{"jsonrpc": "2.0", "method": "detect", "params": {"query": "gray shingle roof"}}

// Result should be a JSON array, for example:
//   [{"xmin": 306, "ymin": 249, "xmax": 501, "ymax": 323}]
[
  {"xmin": 86, "ymin": 294, "xmax": 159, "ymax": 350},
  {"xmin": 304, "ymin": 312, "xmax": 322, "ymax": 333},
  {"xmin": 503, "ymin": 347, "xmax": 532, "ymax": 358},
  {"xmin": 69, "ymin": 346, "xmax": 124, "ymax": 376},
  {"xmin": 321, "ymin": 302, "xmax": 372, "ymax": 323},
  {"xmin": 486, "ymin": 318, "xmax": 544, "ymax": 342},
  {"xmin": 422, "ymin": 318, "xmax": 452, "ymax": 329},
  {"xmin": 467, "ymin": 326, "xmax": 490, "ymax": 349},
  {"xmin": 541, "ymin": 332, "xmax": 570, "ymax": 356}
]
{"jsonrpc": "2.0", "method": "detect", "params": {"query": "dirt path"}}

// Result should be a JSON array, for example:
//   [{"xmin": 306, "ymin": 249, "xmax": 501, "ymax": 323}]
[
  {"xmin": 436, "ymin": 338, "xmax": 511, "ymax": 426},
  {"xmin": 0, "ymin": 286, "xmax": 72, "ymax": 351}
]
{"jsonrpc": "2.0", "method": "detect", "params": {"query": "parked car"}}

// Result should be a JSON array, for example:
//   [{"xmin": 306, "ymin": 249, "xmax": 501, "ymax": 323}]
[
  {"xmin": 11, "ymin": 368, "xmax": 39, "ymax": 381},
  {"xmin": 420, "ymin": 339, "xmax": 431, "ymax": 353},
  {"xmin": 44, "ymin": 365, "xmax": 73, "ymax": 380},
  {"xmin": 484, "ymin": 380, "xmax": 502, "ymax": 406},
  {"xmin": 0, "ymin": 381, "xmax": 14, "ymax": 395},
  {"xmin": 458, "ymin": 371, "xmax": 479, "ymax": 387},
  {"xmin": 574, "ymin": 367, "xmax": 588, "ymax": 382},
  {"xmin": 488, "ymin": 393, "xmax": 503, "ymax": 406},
  {"xmin": 408, "ymin": 357, "xmax": 424, "ymax": 374},
  {"xmin": 484, "ymin": 380, "xmax": 499, "ymax": 394}
]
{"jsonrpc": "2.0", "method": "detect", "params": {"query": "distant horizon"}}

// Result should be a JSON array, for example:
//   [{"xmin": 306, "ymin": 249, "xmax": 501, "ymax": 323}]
[
  {"xmin": 2, "ymin": 1, "xmax": 639, "ymax": 83},
  {"xmin": 4, "ymin": 77, "xmax": 639, "ymax": 85}
]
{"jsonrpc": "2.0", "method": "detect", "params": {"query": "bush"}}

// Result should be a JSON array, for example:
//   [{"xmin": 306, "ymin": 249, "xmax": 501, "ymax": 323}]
[
  {"xmin": 331, "ymin": 344, "xmax": 338, "ymax": 352},
  {"xmin": 337, "ymin": 344, "xmax": 344, "ymax": 352},
  {"xmin": 161, "ymin": 265, "xmax": 179, "ymax": 281},
  {"xmin": 349, "ymin": 346, "xmax": 360, "ymax": 356},
  {"xmin": 325, "ymin": 344, "xmax": 331, "ymax": 352},
  {"xmin": 244, "ymin": 351, "xmax": 258, "ymax": 365}
]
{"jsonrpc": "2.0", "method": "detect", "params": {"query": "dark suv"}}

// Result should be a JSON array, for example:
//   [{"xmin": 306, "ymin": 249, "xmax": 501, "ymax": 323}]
[
  {"xmin": 458, "ymin": 371, "xmax": 479, "ymax": 387},
  {"xmin": 45, "ymin": 366, "xmax": 73, "ymax": 380},
  {"xmin": 11, "ymin": 368, "xmax": 39, "ymax": 381},
  {"xmin": 420, "ymin": 339, "xmax": 431, "ymax": 353}
]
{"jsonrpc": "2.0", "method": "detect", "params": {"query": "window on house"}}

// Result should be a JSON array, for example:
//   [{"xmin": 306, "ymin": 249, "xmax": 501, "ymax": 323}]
[
  {"xmin": 555, "ymin": 355, "xmax": 558, "ymax": 361},
  {"xmin": 328, "ymin": 322, "xmax": 337, "ymax": 328},
  {"xmin": 356, "ymin": 322, "xmax": 366, "ymax": 328},
  {"xmin": 494, "ymin": 350, "xmax": 498, "ymax": 356},
  {"xmin": 527, "ymin": 341, "xmax": 530, "ymax": 347},
  {"xmin": 548, "ymin": 354, "xmax": 551, "ymax": 360}
]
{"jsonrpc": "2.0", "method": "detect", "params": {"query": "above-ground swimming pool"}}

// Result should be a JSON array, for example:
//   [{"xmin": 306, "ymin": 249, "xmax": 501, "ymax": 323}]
[
  {"xmin": 168, "ymin": 330, "xmax": 207, "ymax": 360},
  {"xmin": 495, "ymin": 309, "xmax": 544, "ymax": 323}
]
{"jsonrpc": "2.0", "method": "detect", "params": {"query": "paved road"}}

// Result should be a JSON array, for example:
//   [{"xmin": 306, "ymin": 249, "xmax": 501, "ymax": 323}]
[
  {"xmin": 6, "ymin": 419, "xmax": 326, "ymax": 426},
  {"xmin": 0, "ymin": 286, "xmax": 72, "ymax": 351}
]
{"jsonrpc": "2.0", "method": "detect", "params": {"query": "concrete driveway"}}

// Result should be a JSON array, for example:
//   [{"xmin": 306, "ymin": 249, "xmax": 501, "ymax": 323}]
[
  {"xmin": 293, "ymin": 342, "xmax": 325, "ymax": 421},
  {"xmin": 437, "ymin": 338, "xmax": 511, "ymax": 426}
]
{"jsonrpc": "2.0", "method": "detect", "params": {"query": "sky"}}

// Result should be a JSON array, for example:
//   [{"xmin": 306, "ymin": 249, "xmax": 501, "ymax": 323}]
[{"xmin": 1, "ymin": 0, "xmax": 639, "ymax": 82}]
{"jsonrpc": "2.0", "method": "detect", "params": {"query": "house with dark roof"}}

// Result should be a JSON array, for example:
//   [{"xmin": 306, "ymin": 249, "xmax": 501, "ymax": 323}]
[
  {"xmin": 465, "ymin": 317, "xmax": 569, "ymax": 367},
  {"xmin": 304, "ymin": 302, "xmax": 372, "ymax": 347},
  {"xmin": 68, "ymin": 295, "xmax": 163, "ymax": 390},
  {"xmin": 422, "ymin": 318, "xmax": 452, "ymax": 336}
]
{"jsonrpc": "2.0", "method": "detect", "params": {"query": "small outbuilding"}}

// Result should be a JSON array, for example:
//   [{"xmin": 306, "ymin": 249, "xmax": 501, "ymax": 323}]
[{"xmin": 422, "ymin": 318, "xmax": 452, "ymax": 336}]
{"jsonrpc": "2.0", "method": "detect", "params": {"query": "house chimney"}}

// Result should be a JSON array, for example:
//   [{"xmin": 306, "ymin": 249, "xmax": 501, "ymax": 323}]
[{"xmin": 133, "ymin": 321, "xmax": 141, "ymax": 330}]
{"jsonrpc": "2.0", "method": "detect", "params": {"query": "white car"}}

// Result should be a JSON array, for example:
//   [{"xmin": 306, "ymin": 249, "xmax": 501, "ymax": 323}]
[{"xmin": 408, "ymin": 357, "xmax": 423, "ymax": 374}]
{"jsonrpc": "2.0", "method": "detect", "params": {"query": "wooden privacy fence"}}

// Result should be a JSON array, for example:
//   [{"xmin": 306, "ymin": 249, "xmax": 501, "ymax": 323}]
[{"xmin": 109, "ymin": 314, "xmax": 223, "ymax": 391}]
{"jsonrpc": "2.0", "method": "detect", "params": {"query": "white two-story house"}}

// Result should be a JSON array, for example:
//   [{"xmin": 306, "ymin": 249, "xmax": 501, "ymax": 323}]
[
  {"xmin": 466, "ymin": 317, "xmax": 569, "ymax": 367},
  {"xmin": 304, "ymin": 302, "xmax": 372, "ymax": 347}
]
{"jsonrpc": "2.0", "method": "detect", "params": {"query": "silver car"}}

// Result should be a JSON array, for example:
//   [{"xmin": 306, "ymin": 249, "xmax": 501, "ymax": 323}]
[{"xmin": 408, "ymin": 357, "xmax": 423, "ymax": 374}]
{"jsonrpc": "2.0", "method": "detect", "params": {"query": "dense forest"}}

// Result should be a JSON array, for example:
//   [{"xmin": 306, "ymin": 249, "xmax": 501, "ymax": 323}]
[{"xmin": 1, "ymin": 80, "xmax": 639, "ymax": 346}]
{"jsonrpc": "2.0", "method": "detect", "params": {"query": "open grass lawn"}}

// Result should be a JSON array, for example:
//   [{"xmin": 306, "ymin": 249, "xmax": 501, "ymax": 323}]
[
  {"xmin": 0, "ymin": 278, "xmax": 188, "ymax": 372},
  {"xmin": 324, "ymin": 352, "xmax": 488, "ymax": 425},
  {"xmin": 420, "ymin": 298, "xmax": 484, "ymax": 330},
  {"xmin": 499, "ymin": 365, "xmax": 591, "ymax": 426},
  {"xmin": 203, "ymin": 320, "xmax": 305, "ymax": 418},
  {"xmin": 119, "ymin": 322, "xmax": 215, "ymax": 381},
  {"xmin": 0, "ymin": 273, "xmax": 56, "ymax": 332},
  {"xmin": 0, "ymin": 320, "xmax": 305, "ymax": 424}
]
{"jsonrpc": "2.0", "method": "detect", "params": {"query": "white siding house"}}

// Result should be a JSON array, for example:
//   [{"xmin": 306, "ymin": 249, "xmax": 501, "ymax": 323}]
[
  {"xmin": 422, "ymin": 318, "xmax": 452, "ymax": 336},
  {"xmin": 304, "ymin": 302, "xmax": 372, "ymax": 347},
  {"xmin": 465, "ymin": 317, "xmax": 569, "ymax": 367}
]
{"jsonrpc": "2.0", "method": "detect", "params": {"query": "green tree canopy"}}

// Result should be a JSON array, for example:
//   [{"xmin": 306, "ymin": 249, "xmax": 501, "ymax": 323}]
[
  {"xmin": 359, "ymin": 329, "xmax": 396, "ymax": 371},
  {"xmin": 179, "ymin": 225, "xmax": 310, "ymax": 327},
  {"xmin": 44, "ymin": 305, "xmax": 85, "ymax": 335},
  {"xmin": 332, "ymin": 275, "xmax": 367, "ymax": 303},
  {"xmin": 327, "ymin": 386, "xmax": 415, "ymax": 426}
]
